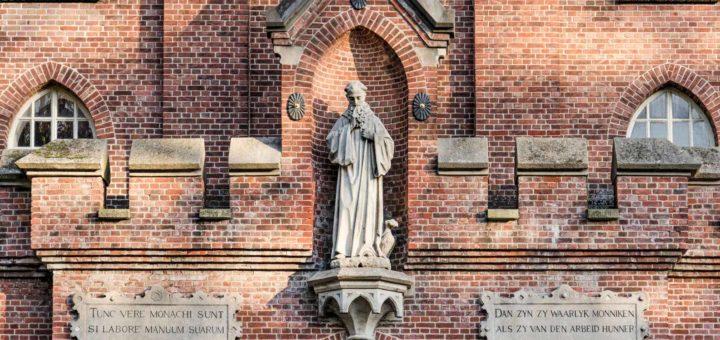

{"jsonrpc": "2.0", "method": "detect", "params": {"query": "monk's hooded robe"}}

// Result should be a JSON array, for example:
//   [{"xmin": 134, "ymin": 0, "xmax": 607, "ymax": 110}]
[{"xmin": 327, "ymin": 102, "xmax": 394, "ymax": 259}]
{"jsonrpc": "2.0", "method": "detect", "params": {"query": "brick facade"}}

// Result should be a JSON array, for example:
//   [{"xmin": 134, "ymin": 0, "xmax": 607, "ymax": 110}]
[{"xmin": 1, "ymin": 0, "xmax": 720, "ymax": 339}]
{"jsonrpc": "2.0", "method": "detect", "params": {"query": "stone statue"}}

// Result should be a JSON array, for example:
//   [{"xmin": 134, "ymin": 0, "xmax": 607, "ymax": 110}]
[{"xmin": 327, "ymin": 81, "xmax": 396, "ymax": 269}]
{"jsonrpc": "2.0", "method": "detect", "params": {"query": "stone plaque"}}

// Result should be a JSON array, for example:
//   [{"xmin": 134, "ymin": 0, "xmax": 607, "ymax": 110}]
[
  {"xmin": 480, "ymin": 285, "xmax": 649, "ymax": 340},
  {"xmin": 70, "ymin": 286, "xmax": 241, "ymax": 340}
]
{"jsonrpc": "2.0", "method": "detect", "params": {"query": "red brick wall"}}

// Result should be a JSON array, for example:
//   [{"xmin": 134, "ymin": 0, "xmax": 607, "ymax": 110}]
[
  {"xmin": 1, "ymin": 0, "xmax": 720, "ymax": 338},
  {"xmin": 475, "ymin": 2, "xmax": 720, "ymax": 207},
  {"xmin": 686, "ymin": 185, "xmax": 720, "ymax": 250},
  {"xmin": 616, "ymin": 176, "xmax": 688, "ymax": 248},
  {"xmin": 0, "ymin": 1, "xmax": 164, "ymax": 206},
  {"xmin": 0, "ymin": 278, "xmax": 52, "ymax": 339},
  {"xmin": 668, "ymin": 277, "xmax": 720, "ymax": 338},
  {"xmin": 30, "ymin": 177, "xmax": 104, "ymax": 250},
  {"xmin": 518, "ymin": 176, "xmax": 588, "ymax": 244},
  {"xmin": 162, "ymin": 0, "xmax": 250, "ymax": 207},
  {"xmin": 0, "ymin": 187, "xmax": 31, "ymax": 258}
]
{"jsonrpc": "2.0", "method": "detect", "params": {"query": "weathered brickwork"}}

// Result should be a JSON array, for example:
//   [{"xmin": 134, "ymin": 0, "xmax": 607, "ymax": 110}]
[
  {"xmin": 0, "ymin": 279, "xmax": 52, "ymax": 339},
  {"xmin": 0, "ymin": 0, "xmax": 720, "ymax": 338}
]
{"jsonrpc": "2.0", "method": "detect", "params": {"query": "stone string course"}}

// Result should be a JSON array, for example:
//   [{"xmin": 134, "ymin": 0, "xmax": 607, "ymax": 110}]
[{"xmin": 0, "ymin": 0, "xmax": 719, "ymax": 338}]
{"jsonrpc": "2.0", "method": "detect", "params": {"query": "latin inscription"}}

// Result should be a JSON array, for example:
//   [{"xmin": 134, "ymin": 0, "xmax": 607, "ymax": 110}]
[
  {"xmin": 80, "ymin": 304, "xmax": 229, "ymax": 340},
  {"xmin": 71, "ymin": 286, "xmax": 241, "ymax": 340}
]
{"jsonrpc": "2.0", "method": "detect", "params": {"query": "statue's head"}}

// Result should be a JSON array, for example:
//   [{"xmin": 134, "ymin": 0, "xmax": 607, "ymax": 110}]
[{"xmin": 344, "ymin": 81, "xmax": 367, "ymax": 108}]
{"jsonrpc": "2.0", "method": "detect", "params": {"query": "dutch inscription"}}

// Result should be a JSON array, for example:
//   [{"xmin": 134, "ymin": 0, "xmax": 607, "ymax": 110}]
[
  {"xmin": 70, "ymin": 286, "xmax": 241, "ymax": 340},
  {"xmin": 480, "ymin": 285, "xmax": 650, "ymax": 340}
]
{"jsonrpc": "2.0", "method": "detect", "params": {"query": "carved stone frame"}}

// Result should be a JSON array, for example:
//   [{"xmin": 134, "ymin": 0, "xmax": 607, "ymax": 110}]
[
  {"xmin": 479, "ymin": 285, "xmax": 650, "ymax": 340},
  {"xmin": 70, "ymin": 285, "xmax": 242, "ymax": 339}
]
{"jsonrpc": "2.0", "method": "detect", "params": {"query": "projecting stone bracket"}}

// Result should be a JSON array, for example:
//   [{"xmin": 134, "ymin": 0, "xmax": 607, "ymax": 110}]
[{"xmin": 308, "ymin": 268, "xmax": 413, "ymax": 340}]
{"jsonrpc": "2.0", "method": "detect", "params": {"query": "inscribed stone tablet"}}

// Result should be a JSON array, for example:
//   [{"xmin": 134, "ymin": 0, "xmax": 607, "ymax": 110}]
[
  {"xmin": 480, "ymin": 285, "xmax": 649, "ymax": 340},
  {"xmin": 70, "ymin": 286, "xmax": 241, "ymax": 340}
]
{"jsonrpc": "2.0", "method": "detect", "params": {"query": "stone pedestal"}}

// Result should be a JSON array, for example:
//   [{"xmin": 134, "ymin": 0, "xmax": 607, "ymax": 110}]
[{"xmin": 308, "ymin": 267, "xmax": 413, "ymax": 340}]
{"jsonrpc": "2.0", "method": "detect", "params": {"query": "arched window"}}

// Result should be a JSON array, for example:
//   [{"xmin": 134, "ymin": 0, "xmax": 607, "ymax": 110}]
[
  {"xmin": 10, "ymin": 86, "xmax": 95, "ymax": 148},
  {"xmin": 627, "ymin": 88, "xmax": 716, "ymax": 147}
]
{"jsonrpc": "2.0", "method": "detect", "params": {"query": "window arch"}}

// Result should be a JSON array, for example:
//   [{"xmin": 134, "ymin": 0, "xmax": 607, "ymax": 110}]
[
  {"xmin": 627, "ymin": 88, "xmax": 716, "ymax": 147},
  {"xmin": 9, "ymin": 86, "xmax": 95, "ymax": 148}
]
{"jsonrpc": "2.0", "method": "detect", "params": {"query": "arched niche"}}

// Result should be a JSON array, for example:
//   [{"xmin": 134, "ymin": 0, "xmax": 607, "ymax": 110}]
[{"xmin": 309, "ymin": 27, "xmax": 409, "ymax": 264}]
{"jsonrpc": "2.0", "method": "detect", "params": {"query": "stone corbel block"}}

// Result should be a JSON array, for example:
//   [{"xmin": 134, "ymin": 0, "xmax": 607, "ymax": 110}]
[
  {"xmin": 437, "ymin": 137, "xmax": 489, "ymax": 175},
  {"xmin": 15, "ymin": 139, "xmax": 109, "ymax": 183},
  {"xmin": 613, "ymin": 138, "xmax": 701, "ymax": 177},
  {"xmin": 98, "ymin": 208, "xmax": 130, "ymax": 221},
  {"xmin": 274, "ymin": 46, "xmax": 305, "ymax": 66},
  {"xmin": 516, "ymin": 137, "xmax": 588, "ymax": 176},
  {"xmin": 266, "ymin": 0, "xmax": 314, "ymax": 31},
  {"xmin": 0, "ymin": 148, "xmax": 32, "ymax": 187},
  {"xmin": 414, "ymin": 47, "xmax": 446, "ymax": 67},
  {"xmin": 229, "ymin": 137, "xmax": 281, "ymax": 176},
  {"xmin": 407, "ymin": 0, "xmax": 455, "ymax": 32},
  {"xmin": 308, "ymin": 268, "xmax": 413, "ymax": 340},
  {"xmin": 129, "ymin": 138, "xmax": 205, "ymax": 177},
  {"xmin": 684, "ymin": 147, "xmax": 720, "ymax": 185},
  {"xmin": 587, "ymin": 208, "xmax": 620, "ymax": 221},
  {"xmin": 487, "ymin": 209, "xmax": 519, "ymax": 221}
]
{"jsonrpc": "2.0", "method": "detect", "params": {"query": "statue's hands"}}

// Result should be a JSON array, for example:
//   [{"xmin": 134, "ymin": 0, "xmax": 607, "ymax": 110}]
[{"xmin": 361, "ymin": 126, "xmax": 374, "ymax": 139}]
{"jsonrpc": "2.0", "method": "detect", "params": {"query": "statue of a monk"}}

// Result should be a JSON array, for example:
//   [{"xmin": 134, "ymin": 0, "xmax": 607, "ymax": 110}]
[{"xmin": 327, "ymin": 81, "xmax": 396, "ymax": 269}]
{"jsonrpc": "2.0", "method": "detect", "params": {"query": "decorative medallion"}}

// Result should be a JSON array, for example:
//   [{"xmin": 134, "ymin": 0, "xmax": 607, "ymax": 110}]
[
  {"xmin": 412, "ymin": 92, "xmax": 432, "ymax": 121},
  {"xmin": 350, "ymin": 0, "xmax": 367, "ymax": 10},
  {"xmin": 286, "ymin": 93, "xmax": 305, "ymax": 121}
]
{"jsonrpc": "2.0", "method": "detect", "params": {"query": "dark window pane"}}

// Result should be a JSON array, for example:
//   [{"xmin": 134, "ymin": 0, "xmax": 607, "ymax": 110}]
[
  {"xmin": 35, "ymin": 93, "xmax": 52, "ymax": 118},
  {"xmin": 34, "ymin": 121, "xmax": 51, "ymax": 147},
  {"xmin": 77, "ymin": 121, "xmax": 93, "ymax": 139},
  {"xmin": 58, "ymin": 97, "xmax": 74, "ymax": 118},
  {"xmin": 57, "ymin": 121, "xmax": 73, "ymax": 139},
  {"xmin": 16, "ymin": 121, "xmax": 31, "ymax": 147}
]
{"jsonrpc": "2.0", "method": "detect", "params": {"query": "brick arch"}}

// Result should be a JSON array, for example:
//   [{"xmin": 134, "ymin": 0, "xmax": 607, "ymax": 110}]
[
  {"xmin": 293, "ymin": 9, "xmax": 426, "ymax": 95},
  {"xmin": 0, "ymin": 61, "xmax": 116, "ymax": 148},
  {"xmin": 611, "ymin": 63, "xmax": 720, "ymax": 141}
]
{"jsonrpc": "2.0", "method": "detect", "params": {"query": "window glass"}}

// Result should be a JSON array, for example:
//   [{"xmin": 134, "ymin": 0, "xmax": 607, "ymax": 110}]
[
  {"xmin": 627, "ymin": 89, "xmax": 716, "ymax": 147},
  {"xmin": 11, "ymin": 87, "xmax": 96, "ymax": 148}
]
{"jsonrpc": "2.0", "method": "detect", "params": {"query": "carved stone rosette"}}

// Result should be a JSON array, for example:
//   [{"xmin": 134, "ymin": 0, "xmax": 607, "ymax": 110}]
[
  {"xmin": 480, "ymin": 285, "xmax": 650, "ymax": 340},
  {"xmin": 70, "ymin": 285, "xmax": 242, "ymax": 340},
  {"xmin": 308, "ymin": 268, "xmax": 413, "ymax": 340}
]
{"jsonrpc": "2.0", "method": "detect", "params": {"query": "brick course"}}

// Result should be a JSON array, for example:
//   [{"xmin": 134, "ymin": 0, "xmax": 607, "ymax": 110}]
[{"xmin": 0, "ymin": 0, "xmax": 720, "ymax": 338}]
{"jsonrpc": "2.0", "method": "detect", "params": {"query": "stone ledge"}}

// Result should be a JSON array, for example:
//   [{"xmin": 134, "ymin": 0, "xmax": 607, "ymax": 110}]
[
  {"xmin": 684, "ymin": 147, "xmax": 720, "ymax": 182},
  {"xmin": 15, "ymin": 139, "xmax": 109, "ymax": 182},
  {"xmin": 587, "ymin": 209, "xmax": 620, "ymax": 221},
  {"xmin": 0, "ymin": 148, "xmax": 31, "ymax": 186},
  {"xmin": 437, "ymin": 137, "xmax": 488, "ymax": 175},
  {"xmin": 98, "ymin": 208, "xmax": 130, "ymax": 221},
  {"xmin": 129, "ymin": 138, "xmax": 204, "ymax": 177},
  {"xmin": 487, "ymin": 209, "xmax": 519, "ymax": 221},
  {"xmin": 407, "ymin": 0, "xmax": 455, "ymax": 32},
  {"xmin": 266, "ymin": 0, "xmax": 313, "ymax": 31},
  {"xmin": 516, "ymin": 137, "xmax": 588, "ymax": 173},
  {"xmin": 229, "ymin": 137, "xmax": 281, "ymax": 176},
  {"xmin": 613, "ymin": 138, "xmax": 701, "ymax": 175},
  {"xmin": 199, "ymin": 208, "xmax": 232, "ymax": 221}
]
